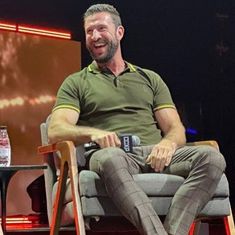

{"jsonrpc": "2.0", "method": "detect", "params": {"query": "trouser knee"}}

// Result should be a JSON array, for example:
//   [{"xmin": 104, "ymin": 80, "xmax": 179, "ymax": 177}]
[
  {"xmin": 194, "ymin": 146, "xmax": 226, "ymax": 179},
  {"xmin": 89, "ymin": 147, "xmax": 127, "ymax": 175}
]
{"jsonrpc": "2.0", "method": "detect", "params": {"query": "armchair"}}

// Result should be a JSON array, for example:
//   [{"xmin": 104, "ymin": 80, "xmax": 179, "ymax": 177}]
[{"xmin": 38, "ymin": 120, "xmax": 235, "ymax": 235}]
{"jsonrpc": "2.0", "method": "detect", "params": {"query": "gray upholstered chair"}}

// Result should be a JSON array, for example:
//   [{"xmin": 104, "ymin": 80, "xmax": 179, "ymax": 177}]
[{"xmin": 39, "ymin": 120, "xmax": 235, "ymax": 235}]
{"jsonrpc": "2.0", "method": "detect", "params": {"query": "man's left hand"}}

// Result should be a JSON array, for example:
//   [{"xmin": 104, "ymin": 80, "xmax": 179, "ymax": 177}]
[{"xmin": 146, "ymin": 139, "xmax": 177, "ymax": 172}]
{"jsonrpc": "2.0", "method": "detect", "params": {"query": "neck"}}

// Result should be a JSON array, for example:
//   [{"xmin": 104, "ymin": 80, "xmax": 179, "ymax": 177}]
[{"xmin": 97, "ymin": 49, "xmax": 125, "ymax": 76}]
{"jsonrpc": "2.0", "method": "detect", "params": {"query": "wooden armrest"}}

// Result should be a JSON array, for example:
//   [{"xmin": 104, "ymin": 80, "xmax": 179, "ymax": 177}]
[
  {"xmin": 38, "ymin": 140, "xmax": 75, "ymax": 155},
  {"xmin": 187, "ymin": 140, "xmax": 219, "ymax": 151},
  {"xmin": 38, "ymin": 141, "xmax": 78, "ymax": 167}
]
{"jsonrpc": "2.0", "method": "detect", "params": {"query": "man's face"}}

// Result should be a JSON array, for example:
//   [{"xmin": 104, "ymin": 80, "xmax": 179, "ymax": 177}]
[{"xmin": 84, "ymin": 12, "xmax": 120, "ymax": 64}]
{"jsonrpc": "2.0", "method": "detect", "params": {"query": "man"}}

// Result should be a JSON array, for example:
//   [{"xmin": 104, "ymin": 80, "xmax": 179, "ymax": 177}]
[{"xmin": 48, "ymin": 4, "xmax": 226, "ymax": 235}]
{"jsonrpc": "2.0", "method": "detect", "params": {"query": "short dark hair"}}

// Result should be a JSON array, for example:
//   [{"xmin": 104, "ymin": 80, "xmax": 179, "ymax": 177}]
[{"xmin": 83, "ymin": 4, "xmax": 122, "ymax": 28}]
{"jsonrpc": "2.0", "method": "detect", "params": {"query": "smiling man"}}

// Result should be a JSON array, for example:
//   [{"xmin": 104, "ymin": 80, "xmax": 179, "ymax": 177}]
[
  {"xmin": 48, "ymin": 4, "xmax": 226, "ymax": 235},
  {"xmin": 85, "ymin": 11, "xmax": 121, "ymax": 64}
]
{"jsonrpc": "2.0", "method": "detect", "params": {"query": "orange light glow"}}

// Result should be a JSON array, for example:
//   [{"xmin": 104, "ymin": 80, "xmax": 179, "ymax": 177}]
[
  {"xmin": 0, "ymin": 21, "xmax": 71, "ymax": 39},
  {"xmin": 0, "ymin": 95, "xmax": 56, "ymax": 109},
  {"xmin": 0, "ymin": 97, "xmax": 24, "ymax": 109},
  {"xmin": 28, "ymin": 95, "xmax": 56, "ymax": 105}
]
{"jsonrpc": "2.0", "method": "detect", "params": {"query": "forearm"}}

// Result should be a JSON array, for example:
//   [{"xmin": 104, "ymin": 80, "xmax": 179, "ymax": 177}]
[
  {"xmin": 48, "ymin": 121, "xmax": 99, "ymax": 145},
  {"xmin": 161, "ymin": 123, "xmax": 186, "ymax": 148},
  {"xmin": 48, "ymin": 119, "xmax": 121, "ymax": 148},
  {"xmin": 155, "ymin": 108, "xmax": 186, "ymax": 148},
  {"xmin": 147, "ymin": 123, "xmax": 186, "ymax": 172}
]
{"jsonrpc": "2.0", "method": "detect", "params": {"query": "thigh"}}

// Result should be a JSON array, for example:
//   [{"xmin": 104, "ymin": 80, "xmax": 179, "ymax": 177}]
[
  {"xmin": 89, "ymin": 147, "xmax": 141, "ymax": 176},
  {"xmin": 163, "ymin": 145, "xmax": 222, "ymax": 177}
]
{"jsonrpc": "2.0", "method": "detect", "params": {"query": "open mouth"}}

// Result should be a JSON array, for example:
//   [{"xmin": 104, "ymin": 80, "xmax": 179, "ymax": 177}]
[
  {"xmin": 92, "ymin": 43, "xmax": 107, "ymax": 55},
  {"xmin": 94, "ymin": 42, "xmax": 107, "ymax": 49}
]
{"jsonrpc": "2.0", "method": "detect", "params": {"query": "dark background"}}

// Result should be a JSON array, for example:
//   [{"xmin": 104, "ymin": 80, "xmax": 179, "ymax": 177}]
[{"xmin": 0, "ymin": 0, "xmax": 235, "ymax": 208}]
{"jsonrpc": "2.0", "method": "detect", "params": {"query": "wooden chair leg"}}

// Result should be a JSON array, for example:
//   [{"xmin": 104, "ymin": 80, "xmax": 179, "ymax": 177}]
[
  {"xmin": 224, "ymin": 207, "xmax": 235, "ymax": 235},
  {"xmin": 67, "ymin": 145, "xmax": 86, "ymax": 234},
  {"xmin": 39, "ymin": 141, "xmax": 86, "ymax": 235},
  {"xmin": 57, "ymin": 141, "xmax": 86, "ymax": 235},
  {"xmin": 50, "ymin": 159, "xmax": 68, "ymax": 235}
]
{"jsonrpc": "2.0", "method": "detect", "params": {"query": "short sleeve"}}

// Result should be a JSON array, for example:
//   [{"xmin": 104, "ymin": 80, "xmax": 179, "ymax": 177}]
[
  {"xmin": 143, "ymin": 69, "xmax": 175, "ymax": 111},
  {"xmin": 52, "ymin": 73, "xmax": 82, "ymax": 113}
]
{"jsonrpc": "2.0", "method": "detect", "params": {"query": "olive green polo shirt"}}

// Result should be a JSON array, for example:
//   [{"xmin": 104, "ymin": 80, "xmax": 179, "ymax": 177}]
[{"xmin": 53, "ymin": 61, "xmax": 175, "ymax": 145}]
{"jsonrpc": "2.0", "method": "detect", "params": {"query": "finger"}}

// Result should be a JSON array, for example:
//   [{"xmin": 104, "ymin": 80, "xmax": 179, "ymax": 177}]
[
  {"xmin": 150, "ymin": 156, "xmax": 155, "ymax": 169},
  {"xmin": 153, "ymin": 156, "xmax": 161, "ymax": 172},
  {"xmin": 158, "ymin": 151, "xmax": 168, "ymax": 172},
  {"xmin": 102, "ymin": 133, "xmax": 120, "ymax": 148},
  {"xmin": 106, "ymin": 134, "xmax": 114, "ymax": 147},
  {"xmin": 146, "ymin": 146, "xmax": 159, "ymax": 164},
  {"xmin": 108, "ymin": 132, "xmax": 120, "ymax": 147},
  {"xmin": 104, "ymin": 135, "xmax": 112, "ymax": 148},
  {"xmin": 98, "ymin": 135, "xmax": 110, "ymax": 148},
  {"xmin": 95, "ymin": 139, "xmax": 102, "ymax": 148},
  {"xmin": 165, "ymin": 151, "xmax": 173, "ymax": 166},
  {"xmin": 98, "ymin": 138, "xmax": 106, "ymax": 148},
  {"xmin": 150, "ymin": 155, "xmax": 160, "ymax": 172},
  {"xmin": 153, "ymin": 150, "xmax": 164, "ymax": 172},
  {"xmin": 114, "ymin": 134, "xmax": 121, "ymax": 147},
  {"xmin": 146, "ymin": 155, "xmax": 152, "ymax": 164},
  {"xmin": 112, "ymin": 133, "xmax": 121, "ymax": 147}
]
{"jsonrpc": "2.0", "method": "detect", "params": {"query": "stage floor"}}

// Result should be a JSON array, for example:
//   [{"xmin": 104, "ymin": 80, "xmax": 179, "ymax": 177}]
[{"xmin": 3, "ymin": 214, "xmax": 228, "ymax": 235}]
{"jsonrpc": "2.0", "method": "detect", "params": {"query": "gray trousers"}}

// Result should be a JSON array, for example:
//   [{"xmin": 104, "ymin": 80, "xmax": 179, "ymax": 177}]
[{"xmin": 89, "ymin": 145, "xmax": 226, "ymax": 235}]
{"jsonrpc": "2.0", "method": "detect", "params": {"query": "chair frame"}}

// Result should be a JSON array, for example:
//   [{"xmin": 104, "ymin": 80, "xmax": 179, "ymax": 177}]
[
  {"xmin": 38, "ymin": 142, "xmax": 85, "ymax": 235},
  {"xmin": 38, "ymin": 140, "xmax": 235, "ymax": 235}
]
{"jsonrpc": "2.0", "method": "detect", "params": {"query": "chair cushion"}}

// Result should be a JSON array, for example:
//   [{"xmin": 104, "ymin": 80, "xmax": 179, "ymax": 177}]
[
  {"xmin": 79, "ymin": 170, "xmax": 229, "ymax": 197},
  {"xmin": 80, "ymin": 171, "xmax": 230, "ymax": 218},
  {"xmin": 81, "ymin": 195, "xmax": 231, "ymax": 217},
  {"xmin": 54, "ymin": 171, "xmax": 230, "ymax": 222}
]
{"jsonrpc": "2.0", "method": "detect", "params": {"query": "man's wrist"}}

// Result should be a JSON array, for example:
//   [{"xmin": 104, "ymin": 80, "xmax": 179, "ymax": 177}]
[{"xmin": 161, "ymin": 138, "xmax": 177, "ymax": 151}]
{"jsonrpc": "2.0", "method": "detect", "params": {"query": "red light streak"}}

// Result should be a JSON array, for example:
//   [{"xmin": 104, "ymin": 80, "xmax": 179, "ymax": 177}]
[
  {"xmin": 0, "ymin": 216, "xmax": 31, "ymax": 224},
  {"xmin": 0, "ymin": 22, "xmax": 16, "ymax": 31},
  {"xmin": 18, "ymin": 26, "xmax": 71, "ymax": 39},
  {"xmin": 0, "ymin": 21, "xmax": 71, "ymax": 39}
]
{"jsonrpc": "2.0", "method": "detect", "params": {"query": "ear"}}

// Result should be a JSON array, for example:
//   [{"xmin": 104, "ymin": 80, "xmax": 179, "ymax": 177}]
[{"xmin": 116, "ymin": 25, "xmax": 125, "ymax": 40}]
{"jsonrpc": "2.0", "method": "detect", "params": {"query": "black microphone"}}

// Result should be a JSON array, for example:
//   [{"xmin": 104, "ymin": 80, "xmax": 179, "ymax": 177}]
[
  {"xmin": 84, "ymin": 134, "xmax": 140, "ymax": 152},
  {"xmin": 119, "ymin": 133, "xmax": 140, "ymax": 153}
]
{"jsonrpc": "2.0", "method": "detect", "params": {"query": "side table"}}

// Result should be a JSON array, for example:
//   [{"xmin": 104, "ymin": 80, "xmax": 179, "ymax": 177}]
[{"xmin": 0, "ymin": 165, "xmax": 47, "ymax": 234}]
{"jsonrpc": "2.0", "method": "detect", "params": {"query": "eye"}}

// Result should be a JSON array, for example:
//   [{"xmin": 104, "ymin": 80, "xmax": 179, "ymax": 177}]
[
  {"xmin": 98, "ymin": 26, "xmax": 107, "ymax": 32},
  {"xmin": 86, "ymin": 28, "xmax": 93, "ymax": 35}
]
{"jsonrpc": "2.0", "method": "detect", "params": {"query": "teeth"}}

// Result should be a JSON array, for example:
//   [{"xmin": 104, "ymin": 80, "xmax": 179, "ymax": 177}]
[{"xmin": 94, "ymin": 43, "xmax": 105, "ymax": 47}]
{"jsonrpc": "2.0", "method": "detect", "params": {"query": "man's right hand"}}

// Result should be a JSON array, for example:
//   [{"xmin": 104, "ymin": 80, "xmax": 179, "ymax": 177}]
[{"xmin": 91, "ymin": 130, "xmax": 121, "ymax": 148}]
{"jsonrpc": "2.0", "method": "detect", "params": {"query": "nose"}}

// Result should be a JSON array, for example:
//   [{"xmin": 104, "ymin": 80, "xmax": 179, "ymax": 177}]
[{"xmin": 91, "ymin": 29, "xmax": 101, "ymax": 41}]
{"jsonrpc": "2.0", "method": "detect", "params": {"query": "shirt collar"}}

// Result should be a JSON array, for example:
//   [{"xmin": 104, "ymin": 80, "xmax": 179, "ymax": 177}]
[{"xmin": 88, "ymin": 61, "xmax": 137, "ymax": 74}]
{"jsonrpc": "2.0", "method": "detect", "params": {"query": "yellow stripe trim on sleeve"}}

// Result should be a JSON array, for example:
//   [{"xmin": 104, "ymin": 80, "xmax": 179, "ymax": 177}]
[
  {"xmin": 52, "ymin": 105, "xmax": 80, "ymax": 113},
  {"xmin": 154, "ymin": 104, "xmax": 176, "ymax": 111}
]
